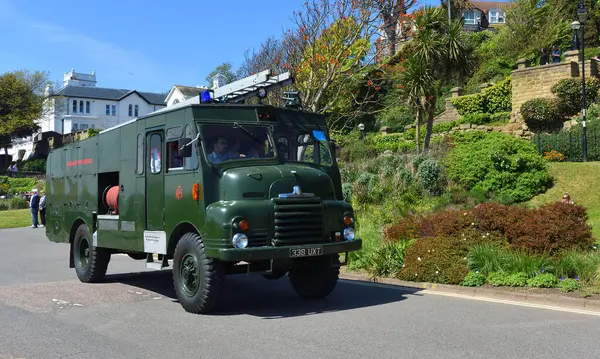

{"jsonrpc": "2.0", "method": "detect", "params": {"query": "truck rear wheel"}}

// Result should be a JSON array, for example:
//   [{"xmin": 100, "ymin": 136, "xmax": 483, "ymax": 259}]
[
  {"xmin": 288, "ymin": 255, "xmax": 340, "ymax": 299},
  {"xmin": 172, "ymin": 232, "xmax": 225, "ymax": 314},
  {"xmin": 73, "ymin": 223, "xmax": 111, "ymax": 283}
]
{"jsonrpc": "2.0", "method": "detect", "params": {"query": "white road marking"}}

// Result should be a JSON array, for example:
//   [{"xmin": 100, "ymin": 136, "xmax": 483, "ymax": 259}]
[{"xmin": 341, "ymin": 279, "xmax": 600, "ymax": 317}]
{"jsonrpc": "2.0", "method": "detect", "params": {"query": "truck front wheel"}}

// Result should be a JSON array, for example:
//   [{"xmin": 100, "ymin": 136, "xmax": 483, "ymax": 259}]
[
  {"xmin": 172, "ymin": 232, "xmax": 225, "ymax": 314},
  {"xmin": 288, "ymin": 254, "xmax": 340, "ymax": 299},
  {"xmin": 73, "ymin": 223, "xmax": 111, "ymax": 283}
]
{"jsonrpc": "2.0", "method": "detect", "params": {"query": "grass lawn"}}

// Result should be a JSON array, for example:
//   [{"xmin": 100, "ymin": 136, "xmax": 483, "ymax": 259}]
[
  {"xmin": 527, "ymin": 162, "xmax": 600, "ymax": 241},
  {"xmin": 0, "ymin": 209, "xmax": 32, "ymax": 229}
]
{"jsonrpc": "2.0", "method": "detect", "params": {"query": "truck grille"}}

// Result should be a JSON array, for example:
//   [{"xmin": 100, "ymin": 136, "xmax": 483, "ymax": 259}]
[
  {"xmin": 272, "ymin": 197, "xmax": 324, "ymax": 246},
  {"xmin": 247, "ymin": 228, "xmax": 268, "ymax": 247}
]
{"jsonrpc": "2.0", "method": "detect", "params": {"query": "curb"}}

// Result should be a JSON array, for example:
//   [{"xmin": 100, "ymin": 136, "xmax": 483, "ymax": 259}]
[{"xmin": 339, "ymin": 272, "xmax": 600, "ymax": 313}]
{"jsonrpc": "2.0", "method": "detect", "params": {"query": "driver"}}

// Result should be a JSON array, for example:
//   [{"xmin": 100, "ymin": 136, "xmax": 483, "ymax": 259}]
[{"xmin": 208, "ymin": 135, "xmax": 241, "ymax": 163}]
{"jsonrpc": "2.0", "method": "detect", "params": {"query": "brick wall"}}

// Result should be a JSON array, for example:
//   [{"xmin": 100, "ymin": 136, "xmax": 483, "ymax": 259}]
[{"xmin": 510, "ymin": 50, "xmax": 589, "ymax": 122}]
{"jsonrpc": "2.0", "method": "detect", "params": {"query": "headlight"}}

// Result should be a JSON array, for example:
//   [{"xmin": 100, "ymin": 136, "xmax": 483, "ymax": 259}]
[
  {"xmin": 343, "ymin": 227, "xmax": 355, "ymax": 241},
  {"xmin": 232, "ymin": 233, "xmax": 248, "ymax": 248}
]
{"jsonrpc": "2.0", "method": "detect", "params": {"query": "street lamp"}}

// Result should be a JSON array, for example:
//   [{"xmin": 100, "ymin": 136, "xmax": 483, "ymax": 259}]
[
  {"xmin": 576, "ymin": 2, "xmax": 588, "ymax": 162},
  {"xmin": 358, "ymin": 123, "xmax": 365, "ymax": 140},
  {"xmin": 571, "ymin": 21, "xmax": 580, "ymax": 50}
]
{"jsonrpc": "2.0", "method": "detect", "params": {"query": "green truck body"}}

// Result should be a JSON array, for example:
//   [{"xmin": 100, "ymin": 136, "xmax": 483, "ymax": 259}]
[{"xmin": 45, "ymin": 101, "xmax": 361, "ymax": 314}]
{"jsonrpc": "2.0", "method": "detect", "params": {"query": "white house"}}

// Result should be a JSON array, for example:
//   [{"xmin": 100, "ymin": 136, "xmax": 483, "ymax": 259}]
[
  {"xmin": 164, "ymin": 85, "xmax": 208, "ymax": 107},
  {"xmin": 8, "ymin": 68, "xmax": 168, "ymax": 160}
]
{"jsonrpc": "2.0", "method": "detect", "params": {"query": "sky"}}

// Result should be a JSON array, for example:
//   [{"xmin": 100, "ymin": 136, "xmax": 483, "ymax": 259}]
[{"xmin": 0, "ymin": 0, "xmax": 457, "ymax": 94}]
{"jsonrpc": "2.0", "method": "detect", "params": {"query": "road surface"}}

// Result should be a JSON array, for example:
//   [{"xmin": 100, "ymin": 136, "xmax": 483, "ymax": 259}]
[{"xmin": 1, "ymin": 227, "xmax": 599, "ymax": 359}]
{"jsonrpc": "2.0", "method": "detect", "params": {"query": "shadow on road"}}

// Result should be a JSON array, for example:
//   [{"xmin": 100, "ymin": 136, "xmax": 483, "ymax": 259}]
[{"xmin": 101, "ymin": 270, "xmax": 422, "ymax": 318}]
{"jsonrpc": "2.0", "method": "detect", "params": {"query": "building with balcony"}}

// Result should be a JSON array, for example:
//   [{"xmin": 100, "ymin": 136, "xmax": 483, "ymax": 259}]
[{"xmin": 7, "ymin": 68, "xmax": 167, "ymax": 160}]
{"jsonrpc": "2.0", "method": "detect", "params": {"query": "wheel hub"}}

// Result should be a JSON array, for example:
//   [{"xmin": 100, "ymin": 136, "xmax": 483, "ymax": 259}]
[{"xmin": 180, "ymin": 254, "xmax": 199, "ymax": 296}]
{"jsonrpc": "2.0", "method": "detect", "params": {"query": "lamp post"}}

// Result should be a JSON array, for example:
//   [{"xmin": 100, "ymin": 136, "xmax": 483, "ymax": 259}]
[
  {"xmin": 358, "ymin": 123, "xmax": 365, "ymax": 140},
  {"xmin": 573, "ymin": 2, "xmax": 588, "ymax": 162}
]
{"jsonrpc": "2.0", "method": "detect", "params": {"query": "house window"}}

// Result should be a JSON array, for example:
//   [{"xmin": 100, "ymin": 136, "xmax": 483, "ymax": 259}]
[
  {"xmin": 134, "ymin": 105, "xmax": 139, "ymax": 117},
  {"xmin": 79, "ymin": 101, "xmax": 83, "ymax": 113},
  {"xmin": 489, "ymin": 9, "xmax": 505, "ymax": 24},
  {"xmin": 73, "ymin": 100, "xmax": 77, "ymax": 113},
  {"xmin": 111, "ymin": 105, "xmax": 116, "ymax": 116},
  {"xmin": 106, "ymin": 104, "xmax": 110, "ymax": 115},
  {"xmin": 128, "ymin": 104, "xmax": 133, "ymax": 116},
  {"xmin": 72, "ymin": 123, "xmax": 78, "ymax": 131},
  {"xmin": 86, "ymin": 101, "xmax": 90, "ymax": 114},
  {"xmin": 137, "ymin": 133, "xmax": 144, "ymax": 175},
  {"xmin": 463, "ymin": 10, "xmax": 476, "ymax": 25}
]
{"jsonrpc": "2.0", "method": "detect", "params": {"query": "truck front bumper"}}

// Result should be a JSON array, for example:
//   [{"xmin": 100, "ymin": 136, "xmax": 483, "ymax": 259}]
[{"xmin": 208, "ymin": 239, "xmax": 362, "ymax": 262}]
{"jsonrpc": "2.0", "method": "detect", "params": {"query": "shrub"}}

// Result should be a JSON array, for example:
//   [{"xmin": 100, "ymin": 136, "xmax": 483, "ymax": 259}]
[
  {"xmin": 487, "ymin": 271, "xmax": 510, "ymax": 286},
  {"xmin": 397, "ymin": 235, "xmax": 475, "ymax": 284},
  {"xmin": 0, "ymin": 183, "xmax": 9, "ymax": 196},
  {"xmin": 444, "ymin": 132, "xmax": 552, "ymax": 203},
  {"xmin": 483, "ymin": 77, "xmax": 512, "ymax": 113},
  {"xmin": 368, "ymin": 240, "xmax": 413, "ymax": 279},
  {"xmin": 20, "ymin": 159, "xmax": 46, "ymax": 173},
  {"xmin": 461, "ymin": 271, "xmax": 486, "ymax": 286},
  {"xmin": 551, "ymin": 77, "xmax": 600, "ymax": 117},
  {"xmin": 9, "ymin": 197, "xmax": 28, "ymax": 210},
  {"xmin": 0, "ymin": 202, "xmax": 8, "ymax": 211},
  {"xmin": 452, "ymin": 93, "xmax": 487, "ymax": 116},
  {"xmin": 461, "ymin": 113, "xmax": 491, "ymax": 125},
  {"xmin": 520, "ymin": 98, "xmax": 563, "ymax": 131},
  {"xmin": 417, "ymin": 159, "xmax": 446, "ymax": 195},
  {"xmin": 543, "ymin": 149, "xmax": 565, "ymax": 162},
  {"xmin": 527, "ymin": 273, "xmax": 558, "ymax": 288},
  {"xmin": 473, "ymin": 202, "xmax": 593, "ymax": 256},
  {"xmin": 559, "ymin": 278, "xmax": 581, "ymax": 292}
]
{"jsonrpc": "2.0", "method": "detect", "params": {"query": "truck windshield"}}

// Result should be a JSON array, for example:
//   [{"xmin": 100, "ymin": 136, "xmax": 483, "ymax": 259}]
[
  {"xmin": 200, "ymin": 123, "xmax": 276, "ymax": 164},
  {"xmin": 273, "ymin": 122, "xmax": 333, "ymax": 167}
]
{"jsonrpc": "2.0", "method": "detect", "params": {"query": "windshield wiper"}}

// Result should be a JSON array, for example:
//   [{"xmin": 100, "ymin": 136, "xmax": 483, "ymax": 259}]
[{"xmin": 233, "ymin": 122, "xmax": 263, "ymax": 144}]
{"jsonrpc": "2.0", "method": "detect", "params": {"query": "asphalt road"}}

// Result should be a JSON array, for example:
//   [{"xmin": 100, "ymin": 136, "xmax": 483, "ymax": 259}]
[{"xmin": 1, "ymin": 227, "xmax": 600, "ymax": 359}]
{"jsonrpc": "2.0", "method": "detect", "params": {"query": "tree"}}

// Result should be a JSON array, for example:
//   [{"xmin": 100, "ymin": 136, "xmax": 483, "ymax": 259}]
[
  {"xmin": 397, "ymin": 6, "xmax": 471, "ymax": 151},
  {"xmin": 0, "ymin": 70, "xmax": 50, "ymax": 156},
  {"xmin": 205, "ymin": 62, "xmax": 238, "ymax": 88},
  {"xmin": 289, "ymin": 0, "xmax": 394, "ymax": 130},
  {"xmin": 374, "ymin": 0, "xmax": 417, "ymax": 56}
]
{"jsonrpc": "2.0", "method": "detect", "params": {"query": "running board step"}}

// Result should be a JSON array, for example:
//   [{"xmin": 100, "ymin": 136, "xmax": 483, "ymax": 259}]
[{"xmin": 146, "ymin": 260, "xmax": 173, "ymax": 270}]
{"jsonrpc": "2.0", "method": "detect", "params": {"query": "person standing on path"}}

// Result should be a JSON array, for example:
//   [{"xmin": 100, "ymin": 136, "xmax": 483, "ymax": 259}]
[
  {"xmin": 29, "ymin": 188, "xmax": 40, "ymax": 228},
  {"xmin": 39, "ymin": 191, "xmax": 46, "ymax": 227}
]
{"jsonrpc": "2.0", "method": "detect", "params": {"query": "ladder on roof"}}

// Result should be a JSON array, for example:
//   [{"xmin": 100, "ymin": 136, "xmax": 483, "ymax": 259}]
[{"xmin": 211, "ymin": 69, "xmax": 293, "ymax": 103}]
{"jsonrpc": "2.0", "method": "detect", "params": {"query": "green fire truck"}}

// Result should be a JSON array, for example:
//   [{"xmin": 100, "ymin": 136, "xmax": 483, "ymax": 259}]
[{"xmin": 45, "ymin": 70, "xmax": 362, "ymax": 314}]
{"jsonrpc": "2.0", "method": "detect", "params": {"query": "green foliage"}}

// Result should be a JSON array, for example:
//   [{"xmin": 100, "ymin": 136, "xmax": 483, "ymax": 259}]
[
  {"xmin": 551, "ymin": 77, "xmax": 600, "ymax": 117},
  {"xmin": 527, "ymin": 273, "xmax": 558, "ymax": 288},
  {"xmin": 376, "ymin": 105, "xmax": 415, "ymax": 132},
  {"xmin": 460, "ymin": 271, "xmax": 486, "ymax": 286},
  {"xmin": 484, "ymin": 77, "xmax": 512, "ymax": 113},
  {"xmin": 0, "ymin": 176, "xmax": 40, "ymax": 195},
  {"xmin": 20, "ymin": 159, "xmax": 46, "ymax": 173},
  {"xmin": 444, "ymin": 132, "xmax": 552, "ymax": 203},
  {"xmin": 417, "ymin": 159, "xmax": 446, "ymax": 195},
  {"xmin": 559, "ymin": 278, "xmax": 581, "ymax": 292},
  {"xmin": 0, "ymin": 70, "xmax": 47, "ymax": 139},
  {"xmin": 368, "ymin": 240, "xmax": 413, "ymax": 279},
  {"xmin": 451, "ymin": 93, "xmax": 486, "ymax": 116},
  {"xmin": 370, "ymin": 133, "xmax": 415, "ymax": 153},
  {"xmin": 451, "ymin": 77, "xmax": 512, "ymax": 116},
  {"xmin": 87, "ymin": 128, "xmax": 101, "ymax": 137},
  {"xmin": 460, "ymin": 112, "xmax": 511, "ymax": 126}
]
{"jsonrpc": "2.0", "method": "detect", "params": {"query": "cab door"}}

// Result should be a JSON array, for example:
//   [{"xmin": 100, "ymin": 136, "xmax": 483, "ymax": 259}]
[{"xmin": 146, "ymin": 130, "xmax": 164, "ymax": 231}]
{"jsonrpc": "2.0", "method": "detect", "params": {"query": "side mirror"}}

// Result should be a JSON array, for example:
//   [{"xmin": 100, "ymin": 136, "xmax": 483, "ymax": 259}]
[{"xmin": 178, "ymin": 137, "xmax": 192, "ymax": 158}]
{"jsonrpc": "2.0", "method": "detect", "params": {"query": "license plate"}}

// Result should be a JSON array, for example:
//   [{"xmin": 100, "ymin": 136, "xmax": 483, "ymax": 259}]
[{"xmin": 290, "ymin": 246, "xmax": 323, "ymax": 258}]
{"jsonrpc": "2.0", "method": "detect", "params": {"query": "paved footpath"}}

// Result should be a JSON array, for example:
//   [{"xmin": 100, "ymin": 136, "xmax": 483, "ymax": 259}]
[{"xmin": 1, "ymin": 227, "xmax": 600, "ymax": 359}]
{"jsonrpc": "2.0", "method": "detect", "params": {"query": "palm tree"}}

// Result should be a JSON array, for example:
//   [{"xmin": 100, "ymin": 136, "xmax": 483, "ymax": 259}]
[{"xmin": 398, "ymin": 5, "xmax": 471, "ymax": 151}]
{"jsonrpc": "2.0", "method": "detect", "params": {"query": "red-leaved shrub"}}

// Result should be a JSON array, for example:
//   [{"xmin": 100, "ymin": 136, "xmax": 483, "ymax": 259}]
[{"xmin": 386, "ymin": 201, "xmax": 593, "ymax": 257}]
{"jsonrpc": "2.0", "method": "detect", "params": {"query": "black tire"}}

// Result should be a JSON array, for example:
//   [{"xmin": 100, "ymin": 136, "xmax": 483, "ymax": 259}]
[
  {"xmin": 172, "ymin": 232, "xmax": 225, "ymax": 314},
  {"xmin": 72, "ymin": 223, "xmax": 111, "ymax": 283},
  {"xmin": 288, "ymin": 254, "xmax": 340, "ymax": 299}
]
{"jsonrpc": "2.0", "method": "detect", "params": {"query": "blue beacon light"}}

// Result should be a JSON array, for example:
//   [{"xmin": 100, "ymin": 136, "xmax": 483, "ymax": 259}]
[{"xmin": 200, "ymin": 90, "xmax": 212, "ymax": 103}]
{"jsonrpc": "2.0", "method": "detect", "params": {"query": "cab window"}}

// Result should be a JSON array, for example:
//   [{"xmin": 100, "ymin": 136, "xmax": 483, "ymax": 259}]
[{"xmin": 201, "ymin": 124, "xmax": 275, "ymax": 164}]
